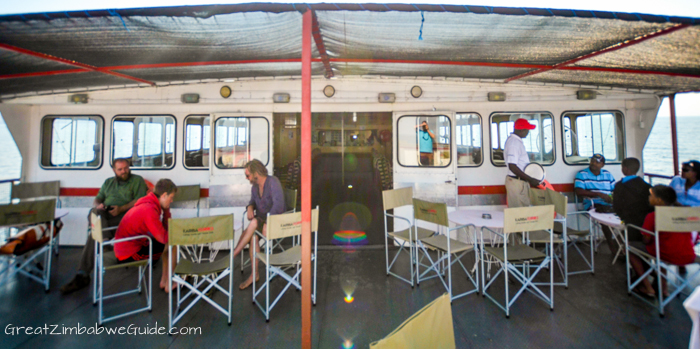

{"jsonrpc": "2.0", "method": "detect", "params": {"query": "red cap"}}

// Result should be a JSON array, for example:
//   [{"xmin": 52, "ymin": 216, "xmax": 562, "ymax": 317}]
[{"xmin": 514, "ymin": 118, "xmax": 536, "ymax": 130}]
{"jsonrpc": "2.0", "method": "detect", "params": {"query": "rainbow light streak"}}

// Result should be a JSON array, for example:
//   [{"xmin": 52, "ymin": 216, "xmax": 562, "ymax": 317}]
[
  {"xmin": 344, "ymin": 295, "xmax": 354, "ymax": 303},
  {"xmin": 342, "ymin": 339, "xmax": 355, "ymax": 349},
  {"xmin": 332, "ymin": 231, "xmax": 368, "ymax": 246}
]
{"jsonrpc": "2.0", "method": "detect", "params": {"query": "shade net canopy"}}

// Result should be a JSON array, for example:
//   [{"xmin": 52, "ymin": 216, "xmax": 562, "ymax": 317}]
[{"xmin": 0, "ymin": 3, "xmax": 698, "ymax": 98}]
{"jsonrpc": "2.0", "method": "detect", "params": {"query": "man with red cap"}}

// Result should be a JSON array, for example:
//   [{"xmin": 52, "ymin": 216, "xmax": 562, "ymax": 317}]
[{"xmin": 504, "ymin": 118, "xmax": 542, "ymax": 207}]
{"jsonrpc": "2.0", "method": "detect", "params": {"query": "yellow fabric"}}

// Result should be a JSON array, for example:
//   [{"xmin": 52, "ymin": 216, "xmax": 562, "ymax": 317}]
[
  {"xmin": 370, "ymin": 293, "xmax": 455, "ymax": 349},
  {"xmin": 413, "ymin": 199, "xmax": 449, "ymax": 227},
  {"xmin": 655, "ymin": 207, "xmax": 700, "ymax": 232},
  {"xmin": 529, "ymin": 188, "xmax": 547, "ymax": 206},
  {"xmin": 503, "ymin": 205, "xmax": 554, "ymax": 234},
  {"xmin": 168, "ymin": 214, "xmax": 233, "ymax": 246},
  {"xmin": 11, "ymin": 181, "xmax": 60, "ymax": 200},
  {"xmin": 266, "ymin": 208, "xmax": 319, "ymax": 240},
  {"xmin": 383, "ymin": 187, "xmax": 413, "ymax": 211},
  {"xmin": 0, "ymin": 199, "xmax": 56, "ymax": 227},
  {"xmin": 173, "ymin": 185, "xmax": 200, "ymax": 203}
]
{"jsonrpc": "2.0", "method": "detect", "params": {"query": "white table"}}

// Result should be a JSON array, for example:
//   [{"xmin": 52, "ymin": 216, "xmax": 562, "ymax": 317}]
[
  {"xmin": 685, "ymin": 287, "xmax": 700, "ymax": 349},
  {"xmin": 588, "ymin": 209, "xmax": 625, "ymax": 264},
  {"xmin": 448, "ymin": 209, "xmax": 506, "ymax": 279},
  {"xmin": 448, "ymin": 210, "xmax": 504, "ymax": 229}
]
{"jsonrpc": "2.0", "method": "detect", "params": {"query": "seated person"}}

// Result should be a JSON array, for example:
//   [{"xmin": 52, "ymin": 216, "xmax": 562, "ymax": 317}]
[
  {"xmin": 232, "ymin": 159, "xmax": 285, "ymax": 290},
  {"xmin": 114, "ymin": 179, "xmax": 178, "ymax": 292},
  {"xmin": 629, "ymin": 185, "xmax": 695, "ymax": 298},
  {"xmin": 61, "ymin": 158, "xmax": 148, "ymax": 294},
  {"xmin": 574, "ymin": 154, "xmax": 617, "ymax": 254},
  {"xmin": 670, "ymin": 160, "xmax": 700, "ymax": 207},
  {"xmin": 613, "ymin": 158, "xmax": 652, "ymax": 241}
]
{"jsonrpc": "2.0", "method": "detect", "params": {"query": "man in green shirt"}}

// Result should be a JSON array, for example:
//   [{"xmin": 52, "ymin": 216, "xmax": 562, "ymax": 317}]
[{"xmin": 60, "ymin": 159, "xmax": 148, "ymax": 295}]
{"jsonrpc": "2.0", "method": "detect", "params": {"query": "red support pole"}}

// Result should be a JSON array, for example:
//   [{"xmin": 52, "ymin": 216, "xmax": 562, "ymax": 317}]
[
  {"xmin": 669, "ymin": 94, "xmax": 680, "ymax": 175},
  {"xmin": 301, "ymin": 9, "xmax": 313, "ymax": 349}
]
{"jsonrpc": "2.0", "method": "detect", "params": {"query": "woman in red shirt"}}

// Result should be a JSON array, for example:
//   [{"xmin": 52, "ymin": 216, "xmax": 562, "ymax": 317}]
[{"xmin": 630, "ymin": 185, "xmax": 695, "ymax": 298}]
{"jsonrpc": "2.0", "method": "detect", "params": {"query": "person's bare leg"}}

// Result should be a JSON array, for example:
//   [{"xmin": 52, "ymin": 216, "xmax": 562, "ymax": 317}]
[
  {"xmin": 661, "ymin": 267, "xmax": 669, "ymax": 297},
  {"xmin": 630, "ymin": 254, "xmax": 655, "ymax": 295},
  {"xmin": 233, "ymin": 219, "xmax": 258, "ymax": 257},
  {"xmin": 240, "ymin": 224, "xmax": 266, "ymax": 290},
  {"xmin": 160, "ymin": 249, "xmax": 178, "ymax": 292}
]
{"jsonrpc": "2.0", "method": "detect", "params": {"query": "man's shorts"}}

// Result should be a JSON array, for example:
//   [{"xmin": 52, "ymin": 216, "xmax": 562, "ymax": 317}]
[
  {"xmin": 118, "ymin": 240, "xmax": 165, "ymax": 263},
  {"xmin": 254, "ymin": 216, "xmax": 267, "ymax": 229}
]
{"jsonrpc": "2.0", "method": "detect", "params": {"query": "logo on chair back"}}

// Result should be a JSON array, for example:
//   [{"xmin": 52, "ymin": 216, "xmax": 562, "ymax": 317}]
[
  {"xmin": 419, "ymin": 208, "xmax": 437, "ymax": 215},
  {"xmin": 183, "ymin": 226, "xmax": 214, "ymax": 233},
  {"xmin": 515, "ymin": 216, "xmax": 539, "ymax": 224},
  {"xmin": 672, "ymin": 216, "xmax": 700, "ymax": 225},
  {"xmin": 4, "ymin": 210, "xmax": 38, "ymax": 223},
  {"xmin": 281, "ymin": 221, "xmax": 302, "ymax": 231}
]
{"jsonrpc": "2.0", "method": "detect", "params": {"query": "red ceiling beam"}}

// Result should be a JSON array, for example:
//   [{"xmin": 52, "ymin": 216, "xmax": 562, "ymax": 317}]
[
  {"xmin": 0, "ymin": 43, "xmax": 155, "ymax": 86},
  {"xmin": 504, "ymin": 23, "xmax": 692, "ymax": 83},
  {"xmin": 2, "ymin": 57, "xmax": 700, "ymax": 82},
  {"xmin": 311, "ymin": 10, "xmax": 333, "ymax": 79}
]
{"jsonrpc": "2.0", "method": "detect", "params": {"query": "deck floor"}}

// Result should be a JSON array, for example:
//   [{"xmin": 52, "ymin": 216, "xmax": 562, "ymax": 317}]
[{"xmin": 0, "ymin": 244, "xmax": 695, "ymax": 348}]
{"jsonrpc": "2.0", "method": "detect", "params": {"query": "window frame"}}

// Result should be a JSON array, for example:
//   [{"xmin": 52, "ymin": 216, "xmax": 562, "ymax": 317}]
[
  {"xmin": 111, "ymin": 114, "xmax": 177, "ymax": 170},
  {"xmin": 489, "ymin": 111, "xmax": 556, "ymax": 168},
  {"xmin": 455, "ymin": 112, "xmax": 483, "ymax": 168},
  {"xmin": 560, "ymin": 110, "xmax": 626, "ymax": 166},
  {"xmin": 183, "ymin": 114, "xmax": 210, "ymax": 171},
  {"xmin": 395, "ymin": 114, "xmax": 453, "ymax": 169},
  {"xmin": 213, "ymin": 116, "xmax": 270, "ymax": 169},
  {"xmin": 39, "ymin": 114, "xmax": 105, "ymax": 171}
]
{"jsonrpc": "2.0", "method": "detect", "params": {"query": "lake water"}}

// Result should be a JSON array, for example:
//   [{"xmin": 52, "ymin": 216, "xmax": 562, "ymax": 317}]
[{"xmin": 0, "ymin": 115, "xmax": 698, "ymax": 201}]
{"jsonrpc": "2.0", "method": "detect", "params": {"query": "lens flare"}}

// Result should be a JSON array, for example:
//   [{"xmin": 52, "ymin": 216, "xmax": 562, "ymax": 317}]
[
  {"xmin": 342, "ymin": 339, "xmax": 355, "ymax": 349},
  {"xmin": 344, "ymin": 295, "xmax": 354, "ymax": 303}
]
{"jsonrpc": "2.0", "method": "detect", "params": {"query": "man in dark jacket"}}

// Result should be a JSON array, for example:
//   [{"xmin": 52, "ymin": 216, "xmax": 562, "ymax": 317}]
[{"xmin": 613, "ymin": 158, "xmax": 653, "ymax": 241}]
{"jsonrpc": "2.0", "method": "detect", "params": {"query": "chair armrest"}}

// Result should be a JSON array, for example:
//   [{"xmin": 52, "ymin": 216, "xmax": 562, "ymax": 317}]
[
  {"xmin": 102, "ymin": 235, "xmax": 152, "ymax": 246},
  {"xmin": 254, "ymin": 230, "xmax": 268, "ymax": 242},
  {"xmin": 481, "ymin": 226, "xmax": 504, "ymax": 239},
  {"xmin": 385, "ymin": 213, "xmax": 412, "ymax": 226},
  {"xmin": 449, "ymin": 223, "xmax": 475, "ymax": 234},
  {"xmin": 624, "ymin": 223, "xmax": 656, "ymax": 237}
]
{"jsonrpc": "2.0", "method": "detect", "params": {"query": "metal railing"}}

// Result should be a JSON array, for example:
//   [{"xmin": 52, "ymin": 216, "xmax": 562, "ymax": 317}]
[{"xmin": 644, "ymin": 172, "xmax": 674, "ymax": 186}]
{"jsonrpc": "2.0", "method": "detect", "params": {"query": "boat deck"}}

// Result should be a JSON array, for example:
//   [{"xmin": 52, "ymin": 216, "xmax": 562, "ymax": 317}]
[{"xmin": 0, "ymin": 245, "xmax": 695, "ymax": 348}]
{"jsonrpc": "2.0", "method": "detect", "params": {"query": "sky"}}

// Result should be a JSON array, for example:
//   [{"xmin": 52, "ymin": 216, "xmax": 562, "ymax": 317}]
[{"xmin": 1, "ymin": 0, "xmax": 699, "ymax": 116}]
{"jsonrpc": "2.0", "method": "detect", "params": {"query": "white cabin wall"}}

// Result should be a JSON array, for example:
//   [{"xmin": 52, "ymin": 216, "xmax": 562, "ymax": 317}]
[{"xmin": 1, "ymin": 78, "xmax": 662, "ymax": 245}]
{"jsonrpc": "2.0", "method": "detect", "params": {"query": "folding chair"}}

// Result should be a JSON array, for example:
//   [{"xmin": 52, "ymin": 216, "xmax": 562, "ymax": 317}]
[
  {"xmin": 241, "ymin": 188, "xmax": 297, "ymax": 273},
  {"xmin": 0, "ymin": 198, "xmax": 58, "ymax": 292},
  {"xmin": 11, "ymin": 181, "xmax": 61, "ymax": 256},
  {"xmin": 413, "ymin": 199, "xmax": 479, "ymax": 302},
  {"xmin": 171, "ymin": 185, "xmax": 211, "ymax": 264},
  {"xmin": 168, "ymin": 214, "xmax": 234, "ymax": 329},
  {"xmin": 253, "ymin": 207, "xmax": 318, "ymax": 321},
  {"xmin": 91, "ymin": 213, "xmax": 152, "ymax": 325},
  {"xmin": 369, "ymin": 293, "xmax": 456, "ymax": 349},
  {"xmin": 527, "ymin": 189, "xmax": 594, "ymax": 288},
  {"xmin": 382, "ymin": 187, "xmax": 425, "ymax": 287},
  {"xmin": 625, "ymin": 206, "xmax": 700, "ymax": 317},
  {"xmin": 481, "ymin": 205, "xmax": 555, "ymax": 317}
]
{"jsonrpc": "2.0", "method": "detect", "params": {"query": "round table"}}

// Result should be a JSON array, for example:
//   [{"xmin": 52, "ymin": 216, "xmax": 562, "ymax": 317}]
[
  {"xmin": 588, "ymin": 209, "xmax": 624, "ymax": 264},
  {"xmin": 587, "ymin": 209, "xmax": 623, "ymax": 228},
  {"xmin": 448, "ymin": 209, "xmax": 504, "ymax": 229}
]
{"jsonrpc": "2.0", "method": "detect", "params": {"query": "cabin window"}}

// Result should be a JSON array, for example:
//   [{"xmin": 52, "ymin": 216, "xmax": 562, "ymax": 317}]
[
  {"xmin": 490, "ymin": 112, "xmax": 554, "ymax": 166},
  {"xmin": 40, "ymin": 115, "xmax": 103, "ymax": 169},
  {"xmin": 111, "ymin": 115, "xmax": 175, "ymax": 169},
  {"xmin": 184, "ymin": 115, "xmax": 210, "ymax": 169},
  {"xmin": 214, "ymin": 117, "xmax": 269, "ymax": 169},
  {"xmin": 455, "ymin": 113, "xmax": 482, "ymax": 166},
  {"xmin": 562, "ymin": 111, "xmax": 625, "ymax": 165},
  {"xmin": 397, "ymin": 115, "xmax": 451, "ymax": 167}
]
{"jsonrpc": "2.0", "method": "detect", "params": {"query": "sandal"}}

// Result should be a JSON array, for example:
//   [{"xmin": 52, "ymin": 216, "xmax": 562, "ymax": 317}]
[{"xmin": 633, "ymin": 286, "xmax": 656, "ymax": 299}]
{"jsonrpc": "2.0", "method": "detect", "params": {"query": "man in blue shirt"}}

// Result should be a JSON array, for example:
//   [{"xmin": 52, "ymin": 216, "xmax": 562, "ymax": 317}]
[
  {"xmin": 417, "ymin": 121, "xmax": 435, "ymax": 166},
  {"xmin": 575, "ymin": 154, "xmax": 617, "ymax": 253},
  {"xmin": 669, "ymin": 160, "xmax": 700, "ymax": 207},
  {"xmin": 575, "ymin": 154, "xmax": 616, "ymax": 210}
]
